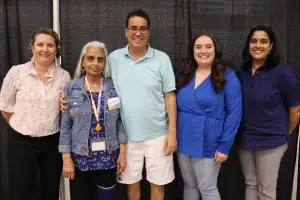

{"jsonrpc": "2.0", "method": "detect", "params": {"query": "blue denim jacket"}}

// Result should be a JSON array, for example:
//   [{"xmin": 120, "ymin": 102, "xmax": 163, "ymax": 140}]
[{"xmin": 59, "ymin": 76, "xmax": 127, "ymax": 156}]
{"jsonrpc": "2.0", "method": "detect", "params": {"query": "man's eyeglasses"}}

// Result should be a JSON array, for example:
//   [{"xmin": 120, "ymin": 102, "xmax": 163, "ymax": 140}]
[{"xmin": 127, "ymin": 26, "xmax": 148, "ymax": 34}]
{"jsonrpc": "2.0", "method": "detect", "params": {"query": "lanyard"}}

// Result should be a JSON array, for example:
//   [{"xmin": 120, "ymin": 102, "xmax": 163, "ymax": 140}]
[{"xmin": 85, "ymin": 76, "xmax": 103, "ymax": 132}]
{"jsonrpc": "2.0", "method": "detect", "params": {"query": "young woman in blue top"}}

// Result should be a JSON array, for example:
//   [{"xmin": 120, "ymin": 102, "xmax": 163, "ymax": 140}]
[
  {"xmin": 237, "ymin": 24, "xmax": 300, "ymax": 200},
  {"xmin": 176, "ymin": 33, "xmax": 242, "ymax": 200},
  {"xmin": 59, "ymin": 41, "xmax": 127, "ymax": 200}
]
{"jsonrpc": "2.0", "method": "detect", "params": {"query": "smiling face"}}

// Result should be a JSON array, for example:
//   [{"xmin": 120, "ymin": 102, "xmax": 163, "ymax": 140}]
[
  {"xmin": 31, "ymin": 33, "xmax": 57, "ymax": 66},
  {"xmin": 125, "ymin": 16, "xmax": 149, "ymax": 50},
  {"xmin": 193, "ymin": 35, "xmax": 215, "ymax": 67},
  {"xmin": 82, "ymin": 47, "xmax": 106, "ymax": 77},
  {"xmin": 249, "ymin": 30, "xmax": 273, "ymax": 65}
]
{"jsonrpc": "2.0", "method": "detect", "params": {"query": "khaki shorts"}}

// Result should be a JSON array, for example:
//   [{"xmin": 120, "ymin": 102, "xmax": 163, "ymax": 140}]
[{"xmin": 119, "ymin": 135, "xmax": 175, "ymax": 185}]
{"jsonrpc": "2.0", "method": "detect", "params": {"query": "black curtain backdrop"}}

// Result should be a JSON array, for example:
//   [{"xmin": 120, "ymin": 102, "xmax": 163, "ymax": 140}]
[{"xmin": 1, "ymin": 0, "xmax": 299, "ymax": 200}]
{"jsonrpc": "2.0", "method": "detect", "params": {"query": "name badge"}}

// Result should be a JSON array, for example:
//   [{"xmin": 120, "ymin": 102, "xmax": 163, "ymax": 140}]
[
  {"xmin": 91, "ymin": 139, "xmax": 106, "ymax": 151},
  {"xmin": 107, "ymin": 97, "xmax": 121, "ymax": 110}
]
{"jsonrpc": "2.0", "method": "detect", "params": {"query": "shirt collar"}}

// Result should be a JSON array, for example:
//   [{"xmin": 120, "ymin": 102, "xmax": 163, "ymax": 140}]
[
  {"xmin": 28, "ymin": 59, "xmax": 56, "ymax": 78},
  {"xmin": 244, "ymin": 62, "xmax": 273, "ymax": 74},
  {"xmin": 124, "ymin": 44, "xmax": 154, "ymax": 60}
]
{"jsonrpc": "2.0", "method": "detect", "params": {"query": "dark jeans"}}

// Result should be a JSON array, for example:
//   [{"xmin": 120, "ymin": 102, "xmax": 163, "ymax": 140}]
[
  {"xmin": 8, "ymin": 128, "xmax": 62, "ymax": 200},
  {"xmin": 70, "ymin": 167, "xmax": 116, "ymax": 200}
]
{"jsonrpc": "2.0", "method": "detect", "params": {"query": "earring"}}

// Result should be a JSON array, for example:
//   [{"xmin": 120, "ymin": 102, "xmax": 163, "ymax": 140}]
[{"xmin": 81, "ymin": 67, "xmax": 85, "ymax": 75}]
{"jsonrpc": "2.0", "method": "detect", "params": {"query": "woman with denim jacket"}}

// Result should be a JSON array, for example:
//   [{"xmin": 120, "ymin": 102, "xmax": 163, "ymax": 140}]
[{"xmin": 59, "ymin": 41, "xmax": 127, "ymax": 200}]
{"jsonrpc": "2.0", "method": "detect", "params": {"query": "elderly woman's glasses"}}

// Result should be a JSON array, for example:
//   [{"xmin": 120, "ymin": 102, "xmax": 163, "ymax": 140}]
[{"xmin": 128, "ymin": 26, "xmax": 148, "ymax": 34}]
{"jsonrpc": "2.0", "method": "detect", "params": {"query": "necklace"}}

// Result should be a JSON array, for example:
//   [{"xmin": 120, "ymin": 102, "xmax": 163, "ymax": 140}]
[{"xmin": 85, "ymin": 76, "xmax": 103, "ymax": 132}]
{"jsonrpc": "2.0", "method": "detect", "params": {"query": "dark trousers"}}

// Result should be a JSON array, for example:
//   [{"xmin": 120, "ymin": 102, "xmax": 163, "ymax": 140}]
[
  {"xmin": 8, "ymin": 128, "xmax": 62, "ymax": 200},
  {"xmin": 70, "ymin": 167, "xmax": 116, "ymax": 200}
]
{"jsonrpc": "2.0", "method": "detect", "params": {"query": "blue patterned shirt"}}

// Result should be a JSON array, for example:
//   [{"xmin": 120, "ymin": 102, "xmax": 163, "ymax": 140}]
[{"xmin": 73, "ymin": 92, "xmax": 118, "ymax": 171}]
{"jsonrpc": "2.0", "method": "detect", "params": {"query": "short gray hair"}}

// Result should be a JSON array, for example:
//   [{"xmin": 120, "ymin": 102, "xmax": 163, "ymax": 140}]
[{"xmin": 73, "ymin": 41, "xmax": 109, "ymax": 79}]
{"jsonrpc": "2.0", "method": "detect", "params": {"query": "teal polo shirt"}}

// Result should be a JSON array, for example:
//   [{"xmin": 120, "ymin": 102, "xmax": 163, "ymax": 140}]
[{"xmin": 108, "ymin": 45, "xmax": 176, "ymax": 141}]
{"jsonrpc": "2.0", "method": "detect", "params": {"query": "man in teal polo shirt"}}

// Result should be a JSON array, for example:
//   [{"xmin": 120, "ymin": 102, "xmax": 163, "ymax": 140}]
[{"xmin": 108, "ymin": 9, "xmax": 177, "ymax": 200}]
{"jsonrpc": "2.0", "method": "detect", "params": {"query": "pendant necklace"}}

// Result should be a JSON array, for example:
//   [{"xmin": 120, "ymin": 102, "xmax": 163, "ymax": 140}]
[{"xmin": 85, "ymin": 76, "xmax": 103, "ymax": 132}]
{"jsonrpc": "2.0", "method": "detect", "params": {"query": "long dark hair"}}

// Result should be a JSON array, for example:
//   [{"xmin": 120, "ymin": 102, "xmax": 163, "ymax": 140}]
[
  {"xmin": 178, "ymin": 33, "xmax": 226, "ymax": 93},
  {"xmin": 242, "ymin": 24, "xmax": 280, "ymax": 69}
]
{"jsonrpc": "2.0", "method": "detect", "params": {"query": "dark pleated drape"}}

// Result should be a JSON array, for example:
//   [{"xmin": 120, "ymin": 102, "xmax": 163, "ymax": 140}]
[{"xmin": 1, "ymin": 0, "xmax": 299, "ymax": 200}]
